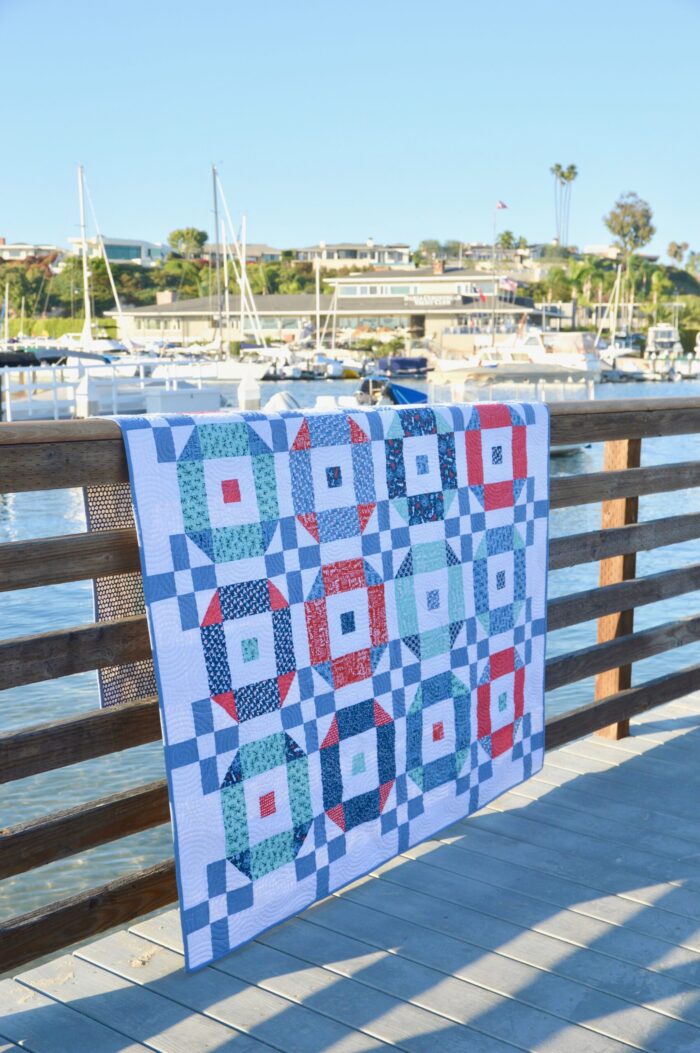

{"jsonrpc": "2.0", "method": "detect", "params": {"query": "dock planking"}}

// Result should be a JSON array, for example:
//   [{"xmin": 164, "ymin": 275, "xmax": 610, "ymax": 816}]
[{"xmin": 2, "ymin": 693, "xmax": 700, "ymax": 1052}]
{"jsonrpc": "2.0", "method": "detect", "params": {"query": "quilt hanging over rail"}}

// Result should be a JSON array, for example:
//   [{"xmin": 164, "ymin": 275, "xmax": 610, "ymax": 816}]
[{"xmin": 116, "ymin": 403, "xmax": 550, "ymax": 970}]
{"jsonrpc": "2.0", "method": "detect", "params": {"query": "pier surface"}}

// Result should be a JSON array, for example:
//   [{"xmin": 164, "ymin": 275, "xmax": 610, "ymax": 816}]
[{"xmin": 2, "ymin": 693, "xmax": 700, "ymax": 1052}]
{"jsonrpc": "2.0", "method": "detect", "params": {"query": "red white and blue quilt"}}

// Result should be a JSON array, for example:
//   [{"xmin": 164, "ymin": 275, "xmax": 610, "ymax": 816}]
[{"xmin": 117, "ymin": 403, "xmax": 549, "ymax": 970}]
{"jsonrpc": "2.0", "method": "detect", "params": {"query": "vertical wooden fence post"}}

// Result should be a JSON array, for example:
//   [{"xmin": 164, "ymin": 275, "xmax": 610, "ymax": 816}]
[{"xmin": 594, "ymin": 437, "xmax": 642, "ymax": 739}]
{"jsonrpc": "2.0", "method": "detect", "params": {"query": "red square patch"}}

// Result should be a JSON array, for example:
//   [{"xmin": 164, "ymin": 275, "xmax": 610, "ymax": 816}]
[
  {"xmin": 259, "ymin": 791, "xmax": 276, "ymax": 818},
  {"xmin": 432, "ymin": 721, "xmax": 444, "ymax": 742},
  {"xmin": 221, "ymin": 479, "xmax": 241, "ymax": 504}
]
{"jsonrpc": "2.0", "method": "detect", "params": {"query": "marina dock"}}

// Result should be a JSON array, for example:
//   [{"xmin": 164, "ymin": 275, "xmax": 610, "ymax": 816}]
[
  {"xmin": 2, "ymin": 398, "xmax": 700, "ymax": 1050},
  {"xmin": 3, "ymin": 692, "xmax": 700, "ymax": 1051}
]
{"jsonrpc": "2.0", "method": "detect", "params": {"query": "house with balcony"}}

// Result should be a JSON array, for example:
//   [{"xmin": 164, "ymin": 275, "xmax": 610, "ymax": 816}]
[
  {"xmin": 293, "ymin": 238, "xmax": 412, "ymax": 270},
  {"xmin": 66, "ymin": 236, "xmax": 167, "ymax": 267}
]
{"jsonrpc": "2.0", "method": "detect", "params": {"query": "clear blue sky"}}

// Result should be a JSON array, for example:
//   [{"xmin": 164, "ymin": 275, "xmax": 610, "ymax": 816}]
[{"xmin": 2, "ymin": 0, "xmax": 698, "ymax": 258}]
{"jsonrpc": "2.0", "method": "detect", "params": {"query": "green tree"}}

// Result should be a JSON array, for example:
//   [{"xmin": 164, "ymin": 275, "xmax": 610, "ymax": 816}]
[
  {"xmin": 442, "ymin": 240, "xmax": 463, "ymax": 258},
  {"xmin": 688, "ymin": 251, "xmax": 700, "ymax": 278},
  {"xmin": 604, "ymin": 192, "xmax": 655, "ymax": 262},
  {"xmin": 496, "ymin": 230, "xmax": 515, "ymax": 250},
  {"xmin": 418, "ymin": 239, "xmax": 440, "ymax": 259},
  {"xmin": 167, "ymin": 228, "xmax": 208, "ymax": 259},
  {"xmin": 667, "ymin": 241, "xmax": 689, "ymax": 266}
]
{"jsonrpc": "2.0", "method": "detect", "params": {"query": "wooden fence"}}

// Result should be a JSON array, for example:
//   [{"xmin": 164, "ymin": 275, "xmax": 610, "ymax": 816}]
[{"xmin": 2, "ymin": 398, "xmax": 700, "ymax": 974}]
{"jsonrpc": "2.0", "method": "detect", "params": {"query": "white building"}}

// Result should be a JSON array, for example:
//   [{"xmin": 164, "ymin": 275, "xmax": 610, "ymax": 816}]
[
  {"xmin": 0, "ymin": 239, "xmax": 63, "ymax": 262},
  {"xmin": 201, "ymin": 243, "xmax": 282, "ymax": 265},
  {"xmin": 294, "ymin": 238, "xmax": 412, "ymax": 270},
  {"xmin": 66, "ymin": 236, "xmax": 167, "ymax": 267},
  {"xmin": 111, "ymin": 263, "xmax": 538, "ymax": 346}
]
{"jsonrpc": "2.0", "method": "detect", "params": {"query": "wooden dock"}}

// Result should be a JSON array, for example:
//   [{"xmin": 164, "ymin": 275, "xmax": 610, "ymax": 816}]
[
  {"xmin": 4, "ymin": 402, "xmax": 700, "ymax": 1050},
  {"xmin": 2, "ymin": 692, "xmax": 700, "ymax": 1052}
]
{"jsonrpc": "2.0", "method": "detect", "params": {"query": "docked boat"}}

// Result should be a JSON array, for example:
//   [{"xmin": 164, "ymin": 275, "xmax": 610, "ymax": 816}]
[
  {"xmin": 433, "ymin": 329, "xmax": 600, "ymax": 384},
  {"xmin": 377, "ymin": 355, "xmax": 429, "ymax": 379},
  {"xmin": 646, "ymin": 323, "xmax": 683, "ymax": 357}
]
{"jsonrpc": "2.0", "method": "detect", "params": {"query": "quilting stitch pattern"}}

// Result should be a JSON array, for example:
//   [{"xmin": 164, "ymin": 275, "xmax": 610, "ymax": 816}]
[{"xmin": 118, "ymin": 403, "xmax": 549, "ymax": 970}]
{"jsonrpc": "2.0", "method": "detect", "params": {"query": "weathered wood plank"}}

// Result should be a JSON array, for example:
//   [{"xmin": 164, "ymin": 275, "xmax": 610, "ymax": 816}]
[
  {"xmin": 548, "ymin": 397, "xmax": 700, "ymax": 445},
  {"xmin": 391, "ymin": 837, "xmax": 700, "ymax": 956},
  {"xmin": 295, "ymin": 898, "xmax": 700, "ymax": 1048},
  {"xmin": 549, "ymin": 459, "xmax": 700, "ymax": 508},
  {"xmin": 2, "ymin": 397, "xmax": 700, "ymax": 449},
  {"xmin": 0, "ymin": 439, "xmax": 127, "ymax": 493},
  {"xmin": 545, "ymin": 613, "xmax": 700, "ymax": 692},
  {"xmin": 260, "ymin": 914, "xmax": 642, "ymax": 1052},
  {"xmin": 548, "ymin": 562, "xmax": 700, "ymax": 631},
  {"xmin": 0, "ymin": 978, "xmax": 149, "ymax": 1053},
  {"xmin": 499, "ymin": 777, "xmax": 700, "ymax": 853},
  {"xmin": 0, "ymin": 615, "xmax": 151, "ymax": 689},
  {"xmin": 0, "ymin": 419, "xmax": 122, "ymax": 444},
  {"xmin": 0, "ymin": 696, "xmax": 161, "ymax": 784},
  {"xmin": 0, "ymin": 860, "xmax": 177, "ymax": 974},
  {"xmin": 336, "ymin": 858, "xmax": 700, "ymax": 999},
  {"xmin": 545, "ymin": 661, "xmax": 700, "ymax": 749},
  {"xmin": 548, "ymin": 511, "xmax": 700, "ymax": 569},
  {"xmin": 427, "ymin": 819, "xmax": 700, "ymax": 924},
  {"xmin": 78, "ymin": 931, "xmax": 389, "ymax": 1053},
  {"xmin": 6, "ymin": 510, "xmax": 700, "ymax": 596},
  {"xmin": 17, "ymin": 954, "xmax": 272, "ymax": 1053},
  {"xmin": 474, "ymin": 800, "xmax": 700, "ymax": 896},
  {"xmin": 2, "ymin": 400, "xmax": 700, "ymax": 495},
  {"xmin": 0, "ymin": 780, "xmax": 169, "ymax": 880},
  {"xmin": 0, "ymin": 527, "xmax": 140, "ymax": 590},
  {"xmin": 594, "ymin": 437, "xmax": 640, "ymax": 740}
]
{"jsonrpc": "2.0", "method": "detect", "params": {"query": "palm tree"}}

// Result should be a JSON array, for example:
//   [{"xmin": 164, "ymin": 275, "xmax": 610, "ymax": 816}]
[
  {"xmin": 550, "ymin": 164, "xmax": 563, "ymax": 242},
  {"xmin": 549, "ymin": 163, "xmax": 578, "ymax": 247},
  {"xmin": 667, "ymin": 241, "xmax": 689, "ymax": 266},
  {"xmin": 562, "ymin": 164, "xmax": 578, "ymax": 247}
]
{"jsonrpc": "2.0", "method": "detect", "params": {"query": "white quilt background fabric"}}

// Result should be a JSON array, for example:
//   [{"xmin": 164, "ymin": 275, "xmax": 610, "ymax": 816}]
[{"xmin": 118, "ymin": 402, "xmax": 549, "ymax": 970}]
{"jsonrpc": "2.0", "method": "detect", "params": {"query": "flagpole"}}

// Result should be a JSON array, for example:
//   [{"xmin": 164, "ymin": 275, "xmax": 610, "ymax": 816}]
[{"xmin": 492, "ymin": 206, "xmax": 497, "ymax": 346}]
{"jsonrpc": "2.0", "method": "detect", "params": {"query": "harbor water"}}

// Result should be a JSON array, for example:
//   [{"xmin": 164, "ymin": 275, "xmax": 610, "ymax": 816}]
[{"xmin": 3, "ymin": 378, "xmax": 700, "ymax": 920}]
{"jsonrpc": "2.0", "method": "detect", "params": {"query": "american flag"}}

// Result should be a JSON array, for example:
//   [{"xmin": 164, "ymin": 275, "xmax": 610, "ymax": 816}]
[
  {"xmin": 499, "ymin": 277, "xmax": 518, "ymax": 293},
  {"xmin": 496, "ymin": 200, "xmax": 508, "ymax": 210}
]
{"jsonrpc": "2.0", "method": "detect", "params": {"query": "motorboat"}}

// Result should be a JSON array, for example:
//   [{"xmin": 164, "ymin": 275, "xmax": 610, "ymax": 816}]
[
  {"xmin": 433, "ymin": 329, "xmax": 600, "ymax": 383},
  {"xmin": 377, "ymin": 355, "xmax": 429, "ymax": 378},
  {"xmin": 646, "ymin": 324, "xmax": 683, "ymax": 357}
]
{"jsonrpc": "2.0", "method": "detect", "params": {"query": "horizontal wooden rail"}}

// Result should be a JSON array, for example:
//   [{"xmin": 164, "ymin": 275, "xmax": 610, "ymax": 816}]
[
  {"xmin": 549, "ymin": 511, "xmax": 700, "ymax": 569},
  {"xmin": 0, "ymin": 528, "xmax": 140, "ymax": 591},
  {"xmin": 0, "ymin": 780, "xmax": 169, "ymax": 881},
  {"xmin": 545, "ymin": 613, "xmax": 700, "ymax": 692},
  {"xmin": 5, "ymin": 509, "xmax": 700, "ymax": 601},
  {"xmin": 0, "ymin": 859, "xmax": 177, "ymax": 974},
  {"xmin": 3, "ymin": 651, "xmax": 700, "ymax": 975},
  {"xmin": 548, "ymin": 562, "xmax": 700, "ymax": 631},
  {"xmin": 0, "ymin": 616, "xmax": 151, "ymax": 690},
  {"xmin": 0, "ymin": 439, "xmax": 127, "ymax": 494},
  {"xmin": 545, "ymin": 659, "xmax": 700, "ymax": 748},
  {"xmin": 0, "ymin": 696, "xmax": 161, "ymax": 784},
  {"xmin": 549, "ymin": 460, "xmax": 700, "ymax": 509},
  {"xmin": 2, "ymin": 399, "xmax": 700, "ymax": 492}
]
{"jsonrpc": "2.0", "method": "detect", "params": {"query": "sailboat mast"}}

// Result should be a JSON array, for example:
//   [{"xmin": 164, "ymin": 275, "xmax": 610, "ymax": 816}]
[
  {"xmin": 3, "ymin": 281, "xmax": 9, "ymax": 345},
  {"xmin": 241, "ymin": 213, "xmax": 247, "ymax": 346},
  {"xmin": 78, "ymin": 164, "xmax": 92, "ymax": 348},
  {"xmin": 315, "ymin": 257, "xmax": 321, "ymax": 352},
  {"xmin": 212, "ymin": 164, "xmax": 222, "ymax": 352}
]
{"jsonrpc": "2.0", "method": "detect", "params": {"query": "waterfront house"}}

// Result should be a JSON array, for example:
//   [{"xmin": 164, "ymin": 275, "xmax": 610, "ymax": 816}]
[
  {"xmin": 66, "ymin": 235, "xmax": 167, "ymax": 267},
  {"xmin": 293, "ymin": 237, "xmax": 412, "ymax": 269},
  {"xmin": 111, "ymin": 264, "xmax": 539, "ymax": 346}
]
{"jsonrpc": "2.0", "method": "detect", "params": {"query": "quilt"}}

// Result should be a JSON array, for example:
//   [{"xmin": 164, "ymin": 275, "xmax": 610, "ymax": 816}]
[{"xmin": 116, "ymin": 402, "xmax": 549, "ymax": 970}]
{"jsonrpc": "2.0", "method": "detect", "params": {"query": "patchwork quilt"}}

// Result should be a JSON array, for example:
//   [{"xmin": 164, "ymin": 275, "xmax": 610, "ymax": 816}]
[{"xmin": 116, "ymin": 403, "xmax": 549, "ymax": 971}]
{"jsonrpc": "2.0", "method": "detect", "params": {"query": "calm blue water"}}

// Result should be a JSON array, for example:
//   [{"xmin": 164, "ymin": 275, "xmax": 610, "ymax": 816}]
[{"xmin": 3, "ymin": 379, "xmax": 700, "ymax": 919}]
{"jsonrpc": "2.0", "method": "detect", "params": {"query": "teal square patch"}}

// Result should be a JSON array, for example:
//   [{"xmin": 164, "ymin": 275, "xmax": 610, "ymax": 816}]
[
  {"xmin": 242, "ymin": 638, "xmax": 259, "ymax": 663},
  {"xmin": 352, "ymin": 752, "xmax": 366, "ymax": 776}
]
